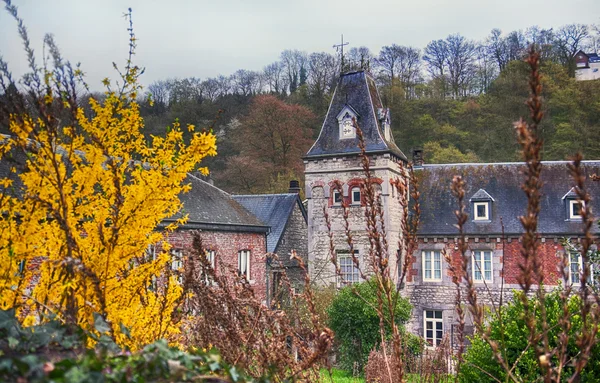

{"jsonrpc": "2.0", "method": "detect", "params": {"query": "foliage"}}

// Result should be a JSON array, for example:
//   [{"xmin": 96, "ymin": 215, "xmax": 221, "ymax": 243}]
[
  {"xmin": 326, "ymin": 280, "xmax": 412, "ymax": 372},
  {"xmin": 0, "ymin": 309, "xmax": 261, "ymax": 383},
  {"xmin": 459, "ymin": 291, "xmax": 600, "ymax": 382},
  {"xmin": 320, "ymin": 368, "xmax": 366, "ymax": 383},
  {"xmin": 180, "ymin": 235, "xmax": 332, "ymax": 382},
  {"xmin": 216, "ymin": 94, "xmax": 315, "ymax": 194},
  {"xmin": 0, "ymin": 4, "xmax": 216, "ymax": 349}
]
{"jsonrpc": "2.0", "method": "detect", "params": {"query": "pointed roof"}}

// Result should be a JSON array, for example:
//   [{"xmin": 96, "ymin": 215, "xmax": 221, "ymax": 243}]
[
  {"xmin": 305, "ymin": 70, "xmax": 406, "ymax": 161},
  {"xmin": 232, "ymin": 193, "xmax": 306, "ymax": 253},
  {"xmin": 470, "ymin": 188, "xmax": 495, "ymax": 202}
]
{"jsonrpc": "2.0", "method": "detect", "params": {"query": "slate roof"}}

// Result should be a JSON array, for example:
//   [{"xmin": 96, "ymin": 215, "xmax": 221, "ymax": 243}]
[
  {"xmin": 232, "ymin": 193, "xmax": 306, "ymax": 253},
  {"xmin": 417, "ymin": 161, "xmax": 600, "ymax": 236},
  {"xmin": 167, "ymin": 174, "xmax": 269, "ymax": 233},
  {"xmin": 305, "ymin": 70, "xmax": 407, "ymax": 161}
]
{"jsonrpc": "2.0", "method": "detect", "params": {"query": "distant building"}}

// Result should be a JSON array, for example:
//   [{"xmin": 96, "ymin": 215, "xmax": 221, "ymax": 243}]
[
  {"xmin": 575, "ymin": 50, "xmax": 600, "ymax": 81},
  {"xmin": 305, "ymin": 70, "xmax": 600, "ymax": 348}
]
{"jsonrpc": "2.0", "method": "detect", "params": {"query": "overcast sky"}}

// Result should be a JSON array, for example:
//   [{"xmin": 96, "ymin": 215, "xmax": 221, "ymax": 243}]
[{"xmin": 1, "ymin": 0, "xmax": 599, "ymax": 90}]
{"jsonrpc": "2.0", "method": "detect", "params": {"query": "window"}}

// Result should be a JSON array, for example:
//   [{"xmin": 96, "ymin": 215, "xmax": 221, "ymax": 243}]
[
  {"xmin": 422, "ymin": 250, "xmax": 442, "ymax": 282},
  {"xmin": 332, "ymin": 190, "xmax": 342, "ymax": 206},
  {"xmin": 238, "ymin": 250, "xmax": 251, "ymax": 280},
  {"xmin": 171, "ymin": 249, "xmax": 184, "ymax": 284},
  {"xmin": 338, "ymin": 251, "xmax": 360, "ymax": 284},
  {"xmin": 351, "ymin": 187, "xmax": 361, "ymax": 205},
  {"xmin": 569, "ymin": 200, "xmax": 584, "ymax": 220},
  {"xmin": 424, "ymin": 310, "xmax": 443, "ymax": 347},
  {"xmin": 569, "ymin": 251, "xmax": 582, "ymax": 285},
  {"xmin": 171, "ymin": 249, "xmax": 183, "ymax": 271},
  {"xmin": 473, "ymin": 202, "xmax": 489, "ymax": 221},
  {"xmin": 203, "ymin": 250, "xmax": 216, "ymax": 283},
  {"xmin": 472, "ymin": 250, "xmax": 493, "ymax": 282}
]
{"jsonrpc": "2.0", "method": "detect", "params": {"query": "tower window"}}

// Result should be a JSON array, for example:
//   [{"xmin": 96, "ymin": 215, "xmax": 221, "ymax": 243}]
[
  {"xmin": 473, "ymin": 202, "xmax": 489, "ymax": 221},
  {"xmin": 569, "ymin": 200, "xmax": 584, "ymax": 220},
  {"xmin": 351, "ymin": 187, "xmax": 361, "ymax": 205}
]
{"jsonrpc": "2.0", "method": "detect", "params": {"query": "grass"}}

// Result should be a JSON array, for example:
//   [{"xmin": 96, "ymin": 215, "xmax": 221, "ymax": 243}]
[{"xmin": 320, "ymin": 368, "xmax": 365, "ymax": 383}]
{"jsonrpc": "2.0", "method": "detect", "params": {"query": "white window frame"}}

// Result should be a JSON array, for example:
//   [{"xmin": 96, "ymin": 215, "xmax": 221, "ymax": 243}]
[
  {"xmin": 472, "ymin": 250, "xmax": 493, "ymax": 283},
  {"xmin": 171, "ymin": 249, "xmax": 183, "ymax": 271},
  {"xmin": 569, "ymin": 251, "xmax": 582, "ymax": 285},
  {"xmin": 424, "ymin": 310, "xmax": 444, "ymax": 347},
  {"xmin": 351, "ymin": 187, "xmax": 361, "ymax": 205},
  {"xmin": 203, "ymin": 250, "xmax": 216, "ymax": 284},
  {"xmin": 422, "ymin": 250, "xmax": 442, "ymax": 282},
  {"xmin": 332, "ymin": 190, "xmax": 342, "ymax": 206},
  {"xmin": 473, "ymin": 202, "xmax": 489, "ymax": 221},
  {"xmin": 338, "ymin": 251, "xmax": 360, "ymax": 285},
  {"xmin": 569, "ymin": 199, "xmax": 584, "ymax": 220},
  {"xmin": 238, "ymin": 250, "xmax": 251, "ymax": 280}
]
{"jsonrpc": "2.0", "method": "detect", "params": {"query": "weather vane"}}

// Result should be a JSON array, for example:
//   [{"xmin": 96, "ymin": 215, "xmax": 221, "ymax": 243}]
[{"xmin": 333, "ymin": 34, "xmax": 349, "ymax": 73}]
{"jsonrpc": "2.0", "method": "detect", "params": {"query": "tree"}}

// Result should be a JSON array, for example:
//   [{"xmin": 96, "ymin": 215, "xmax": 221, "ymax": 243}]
[
  {"xmin": 445, "ymin": 34, "xmax": 477, "ymax": 98},
  {"xmin": 281, "ymin": 49, "xmax": 308, "ymax": 94},
  {"xmin": 554, "ymin": 24, "xmax": 590, "ymax": 76},
  {"xmin": 0, "ymin": 7, "xmax": 217, "ymax": 350},
  {"xmin": 423, "ymin": 39, "xmax": 449, "ymax": 98},
  {"xmin": 327, "ymin": 280, "xmax": 412, "ymax": 372}
]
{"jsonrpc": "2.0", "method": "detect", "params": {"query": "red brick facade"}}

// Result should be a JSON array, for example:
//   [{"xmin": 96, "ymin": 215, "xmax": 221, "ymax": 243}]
[
  {"xmin": 409, "ymin": 237, "xmax": 566, "ymax": 285},
  {"xmin": 166, "ymin": 230, "xmax": 268, "ymax": 301}
]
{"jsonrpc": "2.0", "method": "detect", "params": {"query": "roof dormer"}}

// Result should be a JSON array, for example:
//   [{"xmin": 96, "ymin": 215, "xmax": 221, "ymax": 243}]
[
  {"xmin": 469, "ymin": 189, "xmax": 494, "ymax": 222},
  {"xmin": 562, "ymin": 187, "xmax": 584, "ymax": 220},
  {"xmin": 336, "ymin": 105, "xmax": 360, "ymax": 140}
]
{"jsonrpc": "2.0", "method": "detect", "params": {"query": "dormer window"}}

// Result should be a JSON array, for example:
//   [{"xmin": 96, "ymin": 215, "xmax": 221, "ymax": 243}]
[
  {"xmin": 473, "ymin": 202, "xmax": 489, "ymax": 221},
  {"xmin": 569, "ymin": 199, "xmax": 584, "ymax": 220},
  {"xmin": 336, "ymin": 105, "xmax": 359, "ymax": 140},
  {"xmin": 562, "ymin": 187, "xmax": 584, "ymax": 220},
  {"xmin": 470, "ymin": 189, "xmax": 494, "ymax": 222}
]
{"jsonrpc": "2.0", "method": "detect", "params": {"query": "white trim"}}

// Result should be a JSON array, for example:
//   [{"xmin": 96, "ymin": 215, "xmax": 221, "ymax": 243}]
[
  {"xmin": 423, "ymin": 310, "xmax": 444, "ymax": 347},
  {"xmin": 306, "ymin": 82, "xmax": 338, "ymax": 154},
  {"xmin": 422, "ymin": 250, "xmax": 442, "ymax": 282},
  {"xmin": 472, "ymin": 250, "xmax": 493, "ymax": 283},
  {"xmin": 351, "ymin": 187, "xmax": 361, "ymax": 205},
  {"xmin": 569, "ymin": 199, "xmax": 584, "ymax": 220},
  {"xmin": 569, "ymin": 251, "xmax": 582, "ymax": 285},
  {"xmin": 338, "ymin": 251, "xmax": 360, "ymax": 285},
  {"xmin": 473, "ymin": 202, "xmax": 489, "ymax": 221},
  {"xmin": 238, "ymin": 250, "xmax": 251, "ymax": 280},
  {"xmin": 562, "ymin": 187, "xmax": 577, "ymax": 200},
  {"xmin": 332, "ymin": 190, "xmax": 342, "ymax": 206}
]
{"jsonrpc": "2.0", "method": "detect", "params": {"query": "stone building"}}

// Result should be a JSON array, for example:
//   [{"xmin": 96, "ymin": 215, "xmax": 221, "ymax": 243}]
[
  {"xmin": 233, "ymin": 182, "xmax": 308, "ymax": 300},
  {"xmin": 304, "ymin": 70, "xmax": 600, "ymax": 347},
  {"xmin": 304, "ymin": 70, "xmax": 408, "ymax": 287}
]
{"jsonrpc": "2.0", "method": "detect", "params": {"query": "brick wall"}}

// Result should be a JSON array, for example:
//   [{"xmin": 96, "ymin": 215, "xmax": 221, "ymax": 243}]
[
  {"xmin": 404, "ymin": 236, "xmax": 569, "ymax": 343},
  {"xmin": 166, "ymin": 229, "xmax": 268, "ymax": 301}
]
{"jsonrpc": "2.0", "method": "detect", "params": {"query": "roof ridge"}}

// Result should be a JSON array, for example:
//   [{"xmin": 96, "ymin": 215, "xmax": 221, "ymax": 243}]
[
  {"xmin": 232, "ymin": 193, "xmax": 297, "ymax": 197},
  {"xmin": 187, "ymin": 173, "xmax": 231, "ymax": 197},
  {"xmin": 421, "ymin": 160, "xmax": 600, "ymax": 167}
]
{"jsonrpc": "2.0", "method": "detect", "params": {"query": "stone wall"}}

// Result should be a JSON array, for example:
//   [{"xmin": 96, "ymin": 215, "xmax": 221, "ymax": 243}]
[
  {"xmin": 272, "ymin": 202, "xmax": 308, "ymax": 290},
  {"xmin": 305, "ymin": 153, "xmax": 406, "ymax": 286},
  {"xmin": 166, "ymin": 229, "xmax": 268, "ymax": 301},
  {"xmin": 404, "ymin": 236, "xmax": 568, "ymax": 346}
]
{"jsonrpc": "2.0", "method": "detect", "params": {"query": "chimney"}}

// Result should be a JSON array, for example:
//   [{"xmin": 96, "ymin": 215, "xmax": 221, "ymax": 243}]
[
  {"xmin": 412, "ymin": 148, "xmax": 424, "ymax": 167},
  {"xmin": 288, "ymin": 180, "xmax": 301, "ymax": 194}
]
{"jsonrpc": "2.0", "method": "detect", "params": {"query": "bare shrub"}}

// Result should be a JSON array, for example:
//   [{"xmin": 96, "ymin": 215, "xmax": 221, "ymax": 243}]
[{"xmin": 179, "ymin": 234, "xmax": 332, "ymax": 382}]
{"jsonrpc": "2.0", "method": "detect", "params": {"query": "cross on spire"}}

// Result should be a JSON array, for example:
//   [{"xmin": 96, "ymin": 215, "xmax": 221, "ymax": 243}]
[{"xmin": 333, "ymin": 34, "xmax": 349, "ymax": 73}]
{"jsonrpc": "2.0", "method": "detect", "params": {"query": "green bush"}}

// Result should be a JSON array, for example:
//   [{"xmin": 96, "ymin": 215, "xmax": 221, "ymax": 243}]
[
  {"xmin": 326, "ymin": 279, "xmax": 413, "ymax": 372},
  {"xmin": 0, "ymin": 309, "xmax": 262, "ymax": 382},
  {"xmin": 460, "ymin": 290, "xmax": 600, "ymax": 382}
]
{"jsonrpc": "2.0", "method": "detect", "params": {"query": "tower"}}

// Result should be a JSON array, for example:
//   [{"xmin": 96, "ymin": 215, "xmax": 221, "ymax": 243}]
[{"xmin": 304, "ymin": 70, "xmax": 407, "ymax": 286}]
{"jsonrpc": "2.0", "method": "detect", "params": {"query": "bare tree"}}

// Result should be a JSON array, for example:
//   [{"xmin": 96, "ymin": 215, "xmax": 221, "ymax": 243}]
[
  {"xmin": 423, "ymin": 39, "xmax": 449, "ymax": 98},
  {"xmin": 396, "ymin": 46, "xmax": 421, "ymax": 99},
  {"xmin": 307, "ymin": 52, "xmax": 337, "ymax": 101},
  {"xmin": 347, "ymin": 46, "xmax": 373, "ymax": 71},
  {"xmin": 375, "ymin": 44, "xmax": 403, "ymax": 86},
  {"xmin": 281, "ymin": 49, "xmax": 308, "ymax": 94},
  {"xmin": 147, "ymin": 79, "xmax": 172, "ymax": 110},
  {"xmin": 526, "ymin": 26, "xmax": 557, "ymax": 61},
  {"xmin": 445, "ymin": 34, "xmax": 477, "ymax": 98},
  {"xmin": 486, "ymin": 28, "xmax": 509, "ymax": 71},
  {"xmin": 263, "ymin": 61, "xmax": 287, "ymax": 94},
  {"xmin": 232, "ymin": 69, "xmax": 261, "ymax": 96},
  {"xmin": 200, "ymin": 77, "xmax": 221, "ymax": 102},
  {"xmin": 554, "ymin": 24, "xmax": 590, "ymax": 76}
]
